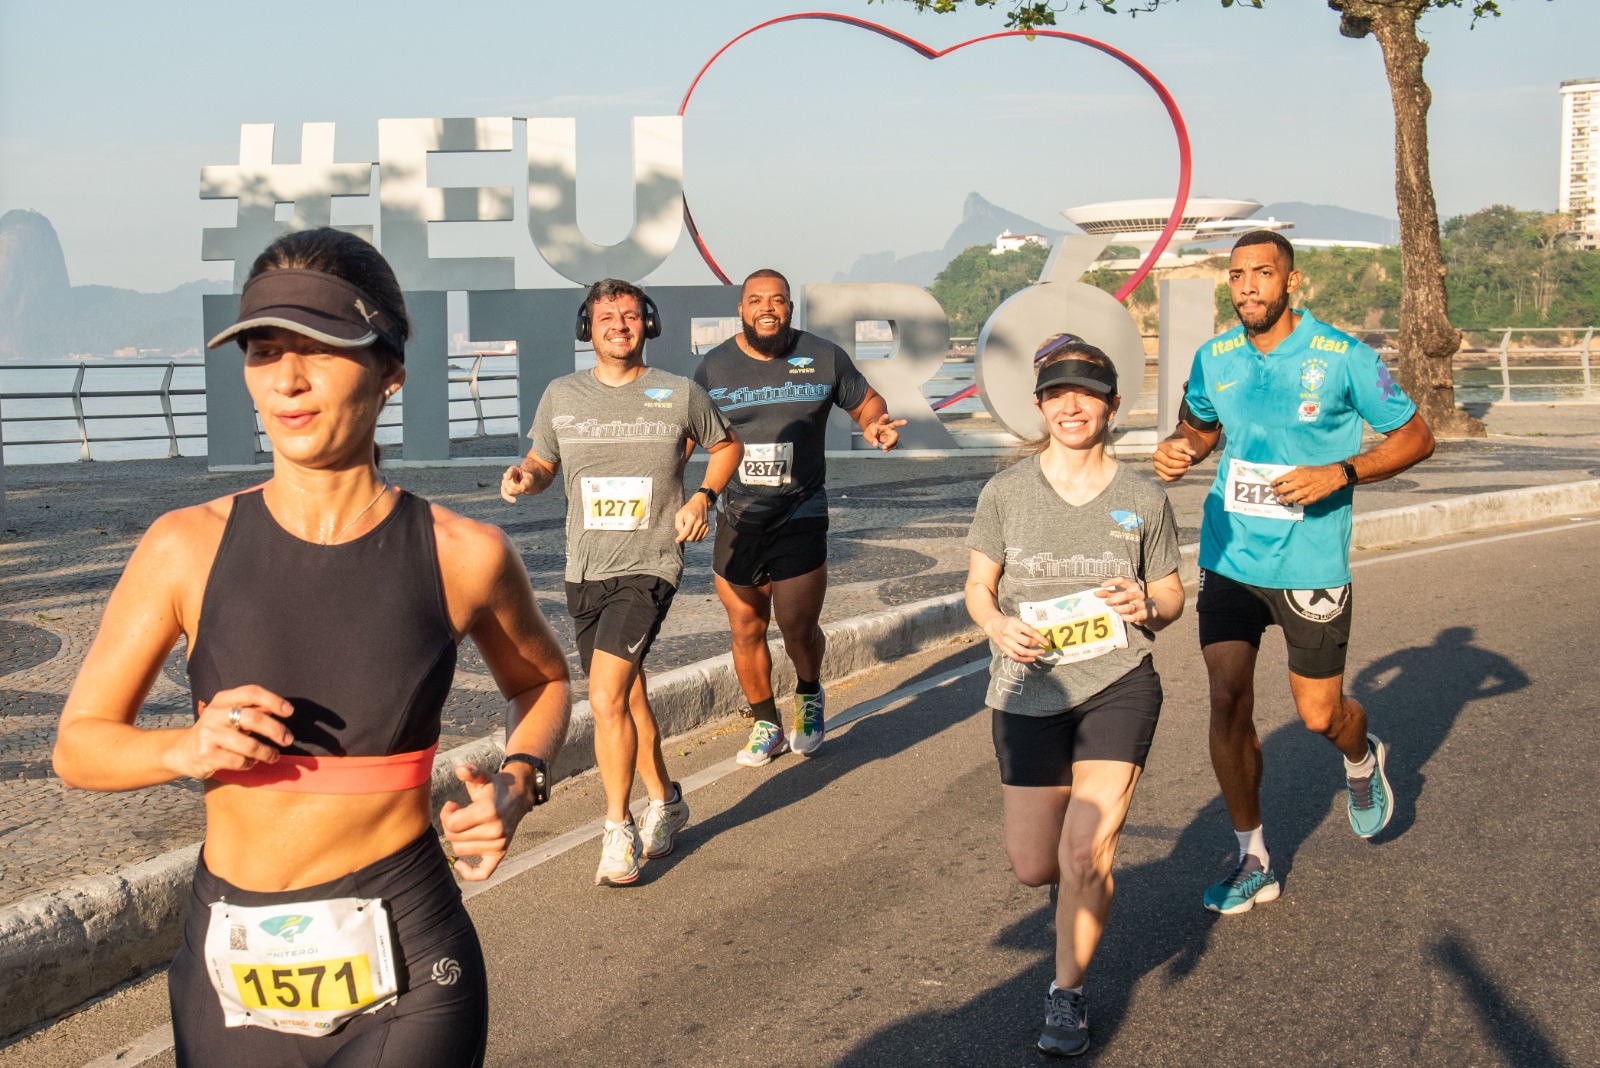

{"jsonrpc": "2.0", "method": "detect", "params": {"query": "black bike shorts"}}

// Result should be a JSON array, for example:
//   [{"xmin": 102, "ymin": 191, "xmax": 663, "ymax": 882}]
[
  {"xmin": 169, "ymin": 831, "xmax": 487, "ymax": 1068},
  {"xmin": 992, "ymin": 656, "xmax": 1163, "ymax": 786},
  {"xmin": 1197, "ymin": 568, "xmax": 1354, "ymax": 680}
]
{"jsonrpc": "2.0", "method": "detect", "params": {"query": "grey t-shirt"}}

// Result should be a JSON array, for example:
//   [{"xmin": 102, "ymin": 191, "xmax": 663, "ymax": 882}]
[
  {"xmin": 966, "ymin": 459, "xmax": 1181, "ymax": 715},
  {"xmin": 529, "ymin": 366, "xmax": 731, "ymax": 586}
]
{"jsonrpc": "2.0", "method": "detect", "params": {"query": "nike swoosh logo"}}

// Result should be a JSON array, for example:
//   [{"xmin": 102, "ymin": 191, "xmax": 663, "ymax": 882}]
[
  {"xmin": 626, "ymin": 635, "xmax": 647, "ymax": 655},
  {"xmin": 1215, "ymin": 381, "xmax": 1239, "ymax": 391}
]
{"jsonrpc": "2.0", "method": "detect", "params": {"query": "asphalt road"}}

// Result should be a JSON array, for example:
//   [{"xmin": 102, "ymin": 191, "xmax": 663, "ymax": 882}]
[{"xmin": 5, "ymin": 517, "xmax": 1597, "ymax": 1067}]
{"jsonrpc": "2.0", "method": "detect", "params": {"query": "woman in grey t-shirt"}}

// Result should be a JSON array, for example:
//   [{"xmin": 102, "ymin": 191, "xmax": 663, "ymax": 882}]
[{"xmin": 964, "ymin": 336, "xmax": 1185, "ymax": 1057}]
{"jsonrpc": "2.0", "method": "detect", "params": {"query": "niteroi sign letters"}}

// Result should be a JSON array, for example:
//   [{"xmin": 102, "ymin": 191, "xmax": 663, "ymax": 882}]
[{"xmin": 197, "ymin": 17, "xmax": 1206, "ymax": 467}]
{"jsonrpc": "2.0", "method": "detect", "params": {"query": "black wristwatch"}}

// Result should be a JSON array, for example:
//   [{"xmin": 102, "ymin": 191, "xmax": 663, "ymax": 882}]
[
  {"xmin": 1339, "ymin": 460, "xmax": 1359, "ymax": 487},
  {"xmin": 499, "ymin": 753, "xmax": 549, "ymax": 806},
  {"xmin": 694, "ymin": 486, "xmax": 718, "ymax": 507}
]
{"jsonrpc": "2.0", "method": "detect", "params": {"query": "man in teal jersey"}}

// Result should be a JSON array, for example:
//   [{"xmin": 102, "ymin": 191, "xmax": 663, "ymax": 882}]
[{"xmin": 1153, "ymin": 230, "xmax": 1434, "ymax": 915}]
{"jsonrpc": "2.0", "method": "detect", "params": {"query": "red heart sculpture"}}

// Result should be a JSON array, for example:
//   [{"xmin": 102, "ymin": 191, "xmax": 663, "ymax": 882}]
[{"xmin": 677, "ymin": 11, "xmax": 1192, "ymax": 303}]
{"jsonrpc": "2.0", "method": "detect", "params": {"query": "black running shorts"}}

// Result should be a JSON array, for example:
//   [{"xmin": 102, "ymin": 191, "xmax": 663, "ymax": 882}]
[
  {"xmin": 1196, "ymin": 568, "xmax": 1354, "ymax": 680},
  {"xmin": 991, "ymin": 656, "xmax": 1163, "ymax": 786},
  {"xmin": 169, "ymin": 831, "xmax": 487, "ymax": 1068},
  {"xmin": 565, "ymin": 575, "xmax": 677, "ymax": 675},
  {"xmin": 712, "ymin": 514, "xmax": 828, "ymax": 588}
]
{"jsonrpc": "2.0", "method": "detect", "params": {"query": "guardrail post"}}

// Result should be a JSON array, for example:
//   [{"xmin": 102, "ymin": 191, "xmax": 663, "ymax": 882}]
[
  {"xmin": 0, "ymin": 391, "xmax": 7, "ymax": 530},
  {"xmin": 1498, "ymin": 329, "xmax": 1513, "ymax": 405},
  {"xmin": 159, "ymin": 362, "xmax": 179, "ymax": 458},
  {"xmin": 468, "ymin": 355, "xmax": 486, "ymax": 437},
  {"xmin": 1582, "ymin": 329, "xmax": 1594, "ymax": 402},
  {"xmin": 72, "ymin": 364, "xmax": 90, "ymax": 460}
]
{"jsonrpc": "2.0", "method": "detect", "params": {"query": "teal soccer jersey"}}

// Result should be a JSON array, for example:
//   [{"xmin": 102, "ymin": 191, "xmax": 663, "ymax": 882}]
[{"xmin": 1183, "ymin": 310, "xmax": 1416, "ymax": 588}]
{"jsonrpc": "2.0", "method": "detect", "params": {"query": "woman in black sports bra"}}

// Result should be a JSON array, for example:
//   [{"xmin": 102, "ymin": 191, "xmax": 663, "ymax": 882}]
[{"xmin": 53, "ymin": 228, "xmax": 571, "ymax": 1067}]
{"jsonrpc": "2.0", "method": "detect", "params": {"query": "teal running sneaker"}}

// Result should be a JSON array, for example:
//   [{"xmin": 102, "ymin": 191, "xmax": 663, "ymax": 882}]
[
  {"xmin": 1202, "ymin": 854, "xmax": 1280, "ymax": 915},
  {"xmin": 790, "ymin": 689, "xmax": 826, "ymax": 756},
  {"xmin": 1346, "ymin": 733, "xmax": 1393, "ymax": 838},
  {"xmin": 1038, "ymin": 986, "xmax": 1089, "ymax": 1057}
]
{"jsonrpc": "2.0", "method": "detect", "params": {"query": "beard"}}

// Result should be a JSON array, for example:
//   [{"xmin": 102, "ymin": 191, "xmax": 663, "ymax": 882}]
[
  {"xmin": 742, "ymin": 319, "xmax": 793, "ymax": 357},
  {"xmin": 1234, "ymin": 290, "xmax": 1291, "ymax": 336}
]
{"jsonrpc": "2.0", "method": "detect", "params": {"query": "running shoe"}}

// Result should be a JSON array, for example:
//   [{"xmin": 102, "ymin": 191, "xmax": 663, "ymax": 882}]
[
  {"xmin": 736, "ymin": 720, "xmax": 790, "ymax": 767},
  {"xmin": 640, "ymin": 782, "xmax": 690, "ymax": 858},
  {"xmin": 1346, "ymin": 733, "xmax": 1394, "ymax": 838},
  {"xmin": 1202, "ymin": 854, "xmax": 1280, "ymax": 915},
  {"xmin": 594, "ymin": 820, "xmax": 642, "ymax": 887},
  {"xmin": 790, "ymin": 689, "xmax": 826, "ymax": 756},
  {"xmin": 1038, "ymin": 986, "xmax": 1089, "ymax": 1057}
]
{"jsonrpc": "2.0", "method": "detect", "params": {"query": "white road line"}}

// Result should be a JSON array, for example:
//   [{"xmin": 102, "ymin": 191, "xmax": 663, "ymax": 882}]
[
  {"xmin": 72, "ymin": 657, "xmax": 987, "ymax": 1068},
  {"xmin": 1352, "ymin": 515, "xmax": 1595, "ymax": 567}
]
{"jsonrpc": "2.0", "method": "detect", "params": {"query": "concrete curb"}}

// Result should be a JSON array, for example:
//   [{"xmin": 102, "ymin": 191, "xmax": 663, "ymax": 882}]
[{"xmin": 4, "ymin": 478, "xmax": 1598, "ymax": 1039}]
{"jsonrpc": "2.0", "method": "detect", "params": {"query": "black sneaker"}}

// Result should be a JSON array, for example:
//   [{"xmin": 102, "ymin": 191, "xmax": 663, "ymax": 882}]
[{"xmin": 1038, "ymin": 986, "xmax": 1089, "ymax": 1057}]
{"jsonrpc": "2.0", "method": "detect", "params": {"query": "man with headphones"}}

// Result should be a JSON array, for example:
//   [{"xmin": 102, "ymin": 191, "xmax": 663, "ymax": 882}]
[{"xmin": 502, "ymin": 278, "xmax": 740, "ymax": 886}]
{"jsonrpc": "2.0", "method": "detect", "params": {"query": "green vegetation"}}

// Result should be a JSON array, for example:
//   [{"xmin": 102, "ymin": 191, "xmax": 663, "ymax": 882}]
[{"xmin": 929, "ymin": 242, "xmax": 1050, "ymax": 336}]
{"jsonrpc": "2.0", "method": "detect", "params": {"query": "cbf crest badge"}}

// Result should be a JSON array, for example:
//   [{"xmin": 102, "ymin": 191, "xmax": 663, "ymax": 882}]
[{"xmin": 1300, "ymin": 358, "xmax": 1328, "ymax": 393}]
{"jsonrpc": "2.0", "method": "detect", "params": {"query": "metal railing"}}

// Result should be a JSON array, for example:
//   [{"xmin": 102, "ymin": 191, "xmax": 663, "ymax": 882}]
[
  {"xmin": 3, "ymin": 330, "xmax": 1596, "ymax": 463},
  {"xmin": 0, "ymin": 356, "xmax": 525, "ymax": 462},
  {"xmin": 0, "ymin": 360, "xmax": 208, "ymax": 460}
]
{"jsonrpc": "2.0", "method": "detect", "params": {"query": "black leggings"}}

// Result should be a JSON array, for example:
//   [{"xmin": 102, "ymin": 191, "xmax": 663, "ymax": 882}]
[{"xmin": 169, "ymin": 831, "xmax": 487, "ymax": 1068}]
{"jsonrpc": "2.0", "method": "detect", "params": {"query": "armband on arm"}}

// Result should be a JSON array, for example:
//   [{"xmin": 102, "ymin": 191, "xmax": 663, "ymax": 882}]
[{"xmin": 1177, "ymin": 396, "xmax": 1220, "ymax": 434}]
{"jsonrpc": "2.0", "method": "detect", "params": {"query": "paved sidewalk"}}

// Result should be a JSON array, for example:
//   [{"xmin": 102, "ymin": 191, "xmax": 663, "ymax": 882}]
[{"xmin": 1, "ymin": 403, "xmax": 1596, "ymax": 907}]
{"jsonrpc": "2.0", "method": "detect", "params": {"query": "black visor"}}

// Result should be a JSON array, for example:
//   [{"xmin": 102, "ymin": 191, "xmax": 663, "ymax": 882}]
[
  {"xmin": 1034, "ymin": 358, "xmax": 1118, "ymax": 397},
  {"xmin": 206, "ymin": 269, "xmax": 406, "ymax": 361}
]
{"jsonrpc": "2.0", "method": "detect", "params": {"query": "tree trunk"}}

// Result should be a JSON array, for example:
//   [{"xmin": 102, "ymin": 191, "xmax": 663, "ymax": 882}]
[{"xmin": 1338, "ymin": 1, "xmax": 1484, "ymax": 436}]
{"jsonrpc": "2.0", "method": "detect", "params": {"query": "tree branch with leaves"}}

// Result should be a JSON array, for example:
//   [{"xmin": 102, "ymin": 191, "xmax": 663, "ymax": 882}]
[{"xmin": 874, "ymin": 0, "xmax": 1540, "ymax": 435}]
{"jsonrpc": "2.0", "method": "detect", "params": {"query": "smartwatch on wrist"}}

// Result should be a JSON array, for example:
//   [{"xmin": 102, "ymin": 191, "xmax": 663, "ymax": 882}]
[
  {"xmin": 695, "ymin": 486, "xmax": 718, "ymax": 507},
  {"xmin": 1339, "ymin": 460, "xmax": 1358, "ymax": 487},
  {"xmin": 499, "ymin": 753, "xmax": 549, "ymax": 805}
]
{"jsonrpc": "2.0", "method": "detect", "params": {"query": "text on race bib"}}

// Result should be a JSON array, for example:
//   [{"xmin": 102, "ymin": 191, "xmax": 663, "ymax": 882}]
[
  {"xmin": 581, "ymin": 476, "xmax": 653, "ymax": 531},
  {"xmin": 739, "ymin": 442, "xmax": 794, "ymax": 487},
  {"xmin": 1224, "ymin": 458, "xmax": 1305, "ymax": 522},
  {"xmin": 204, "ymin": 896, "xmax": 398, "ymax": 1037},
  {"xmin": 1018, "ymin": 589, "xmax": 1129, "ymax": 665}
]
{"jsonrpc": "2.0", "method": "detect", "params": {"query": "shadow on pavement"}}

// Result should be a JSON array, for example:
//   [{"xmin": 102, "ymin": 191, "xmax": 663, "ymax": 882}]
[
  {"xmin": 832, "ymin": 625, "xmax": 1531, "ymax": 1064},
  {"xmin": 640, "ymin": 647, "xmax": 985, "ymax": 883},
  {"xmin": 1433, "ymin": 930, "xmax": 1571, "ymax": 1068}
]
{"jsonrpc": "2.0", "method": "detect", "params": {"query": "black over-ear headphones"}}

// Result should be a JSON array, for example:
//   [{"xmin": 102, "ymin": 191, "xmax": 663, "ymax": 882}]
[{"xmin": 575, "ymin": 287, "xmax": 662, "ymax": 342}]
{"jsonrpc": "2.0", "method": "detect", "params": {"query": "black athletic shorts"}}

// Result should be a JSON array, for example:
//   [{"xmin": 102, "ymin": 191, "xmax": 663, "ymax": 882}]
[
  {"xmin": 1196, "ymin": 568, "xmax": 1353, "ymax": 680},
  {"xmin": 565, "ymin": 575, "xmax": 677, "ymax": 675},
  {"xmin": 713, "ymin": 514, "xmax": 828, "ymax": 587},
  {"xmin": 991, "ymin": 656, "xmax": 1162, "ymax": 787},
  {"xmin": 169, "ymin": 831, "xmax": 487, "ymax": 1068}
]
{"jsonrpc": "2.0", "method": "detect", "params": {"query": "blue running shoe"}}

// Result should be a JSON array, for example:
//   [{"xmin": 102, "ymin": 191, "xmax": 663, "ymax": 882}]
[
  {"xmin": 1038, "ymin": 986, "xmax": 1089, "ymax": 1057},
  {"xmin": 1202, "ymin": 854, "xmax": 1280, "ymax": 915},
  {"xmin": 1346, "ymin": 733, "xmax": 1393, "ymax": 838}
]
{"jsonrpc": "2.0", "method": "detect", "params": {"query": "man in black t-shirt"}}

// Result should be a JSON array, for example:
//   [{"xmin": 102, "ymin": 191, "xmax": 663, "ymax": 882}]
[{"xmin": 694, "ymin": 269, "xmax": 906, "ymax": 765}]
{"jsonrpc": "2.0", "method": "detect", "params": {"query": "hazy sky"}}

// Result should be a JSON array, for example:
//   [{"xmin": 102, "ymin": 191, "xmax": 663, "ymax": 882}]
[{"xmin": 0, "ymin": 0, "xmax": 1589, "ymax": 293}]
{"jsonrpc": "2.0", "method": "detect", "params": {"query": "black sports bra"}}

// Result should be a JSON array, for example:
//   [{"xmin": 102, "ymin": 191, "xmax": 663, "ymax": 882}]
[{"xmin": 187, "ymin": 488, "xmax": 456, "ymax": 758}]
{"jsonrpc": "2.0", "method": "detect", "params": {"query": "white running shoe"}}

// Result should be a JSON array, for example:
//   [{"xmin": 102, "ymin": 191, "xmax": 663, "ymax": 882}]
[
  {"xmin": 790, "ymin": 690, "xmax": 826, "ymax": 756},
  {"xmin": 736, "ymin": 720, "xmax": 790, "ymax": 767},
  {"xmin": 640, "ymin": 782, "xmax": 690, "ymax": 858},
  {"xmin": 594, "ymin": 819, "xmax": 642, "ymax": 886}
]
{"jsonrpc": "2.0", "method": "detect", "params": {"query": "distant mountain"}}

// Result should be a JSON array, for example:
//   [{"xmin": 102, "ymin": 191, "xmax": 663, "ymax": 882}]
[
  {"xmin": 0, "ymin": 209, "xmax": 225, "ymax": 359},
  {"xmin": 1259, "ymin": 202, "xmax": 1399, "ymax": 246},
  {"xmin": 832, "ymin": 192, "xmax": 1069, "ymax": 287}
]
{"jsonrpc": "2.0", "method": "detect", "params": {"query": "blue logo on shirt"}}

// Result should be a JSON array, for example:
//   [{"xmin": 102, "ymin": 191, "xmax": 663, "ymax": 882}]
[
  {"xmin": 1110, "ymin": 510, "xmax": 1143, "ymax": 531},
  {"xmin": 1375, "ymin": 365, "xmax": 1400, "ymax": 401},
  {"xmin": 787, "ymin": 357, "xmax": 814, "ymax": 368},
  {"xmin": 643, "ymin": 388, "xmax": 674, "ymax": 402}
]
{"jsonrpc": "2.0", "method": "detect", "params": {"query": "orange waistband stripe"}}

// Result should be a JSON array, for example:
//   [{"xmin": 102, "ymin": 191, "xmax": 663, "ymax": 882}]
[{"xmin": 211, "ymin": 744, "xmax": 438, "ymax": 794}]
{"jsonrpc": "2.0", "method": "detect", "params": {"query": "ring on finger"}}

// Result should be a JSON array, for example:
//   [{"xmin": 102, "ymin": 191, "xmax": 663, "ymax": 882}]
[{"xmin": 227, "ymin": 706, "xmax": 243, "ymax": 730}]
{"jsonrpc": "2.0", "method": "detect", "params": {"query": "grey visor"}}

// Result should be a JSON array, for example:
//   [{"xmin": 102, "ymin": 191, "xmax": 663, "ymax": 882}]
[
  {"xmin": 1034, "ymin": 358, "xmax": 1118, "ymax": 397},
  {"xmin": 206, "ymin": 269, "xmax": 406, "ymax": 361}
]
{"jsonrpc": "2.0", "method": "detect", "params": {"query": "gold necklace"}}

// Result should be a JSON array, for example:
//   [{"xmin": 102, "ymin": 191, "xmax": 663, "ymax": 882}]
[{"xmin": 322, "ymin": 480, "xmax": 390, "ymax": 544}]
